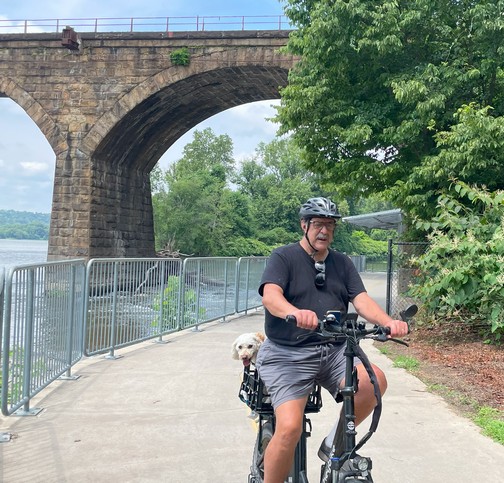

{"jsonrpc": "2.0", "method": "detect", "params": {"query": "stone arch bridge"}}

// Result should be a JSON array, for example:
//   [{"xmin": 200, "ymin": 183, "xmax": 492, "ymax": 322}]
[{"xmin": 0, "ymin": 29, "xmax": 295, "ymax": 259}]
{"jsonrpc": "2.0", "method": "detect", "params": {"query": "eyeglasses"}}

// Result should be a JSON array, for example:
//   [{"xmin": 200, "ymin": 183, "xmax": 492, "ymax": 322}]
[
  {"xmin": 314, "ymin": 260, "xmax": 325, "ymax": 288},
  {"xmin": 310, "ymin": 220, "xmax": 336, "ymax": 231}
]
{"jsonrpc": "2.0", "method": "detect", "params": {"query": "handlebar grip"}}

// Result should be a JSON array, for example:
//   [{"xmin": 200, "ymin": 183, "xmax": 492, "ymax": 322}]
[{"xmin": 286, "ymin": 314, "xmax": 297, "ymax": 324}]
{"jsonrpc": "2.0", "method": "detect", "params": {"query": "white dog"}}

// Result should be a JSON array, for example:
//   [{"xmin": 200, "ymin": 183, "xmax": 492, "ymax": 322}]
[{"xmin": 231, "ymin": 332, "xmax": 265, "ymax": 367}]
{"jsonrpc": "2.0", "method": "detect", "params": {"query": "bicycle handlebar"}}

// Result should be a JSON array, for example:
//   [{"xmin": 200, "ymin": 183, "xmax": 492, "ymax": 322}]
[{"xmin": 286, "ymin": 304, "xmax": 417, "ymax": 346}]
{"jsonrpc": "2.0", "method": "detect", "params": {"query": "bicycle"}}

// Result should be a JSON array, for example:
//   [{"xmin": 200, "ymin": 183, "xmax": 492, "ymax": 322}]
[{"xmin": 239, "ymin": 305, "xmax": 418, "ymax": 483}]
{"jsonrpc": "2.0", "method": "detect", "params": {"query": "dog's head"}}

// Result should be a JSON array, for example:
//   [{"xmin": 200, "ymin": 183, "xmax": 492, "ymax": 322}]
[{"xmin": 231, "ymin": 332, "xmax": 265, "ymax": 367}]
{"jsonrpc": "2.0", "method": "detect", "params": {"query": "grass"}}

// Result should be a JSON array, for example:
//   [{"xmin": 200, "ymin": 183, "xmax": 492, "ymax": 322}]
[
  {"xmin": 392, "ymin": 355, "xmax": 420, "ymax": 371},
  {"xmin": 378, "ymin": 346, "xmax": 420, "ymax": 371},
  {"xmin": 474, "ymin": 407, "xmax": 504, "ymax": 444}
]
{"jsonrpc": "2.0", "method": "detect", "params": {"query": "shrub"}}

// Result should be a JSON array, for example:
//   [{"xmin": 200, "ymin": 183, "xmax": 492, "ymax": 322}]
[
  {"xmin": 170, "ymin": 48, "xmax": 190, "ymax": 66},
  {"xmin": 409, "ymin": 181, "xmax": 504, "ymax": 340}
]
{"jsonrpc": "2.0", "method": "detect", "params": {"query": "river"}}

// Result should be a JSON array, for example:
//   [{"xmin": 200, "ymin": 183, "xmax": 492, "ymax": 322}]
[{"xmin": 0, "ymin": 239, "xmax": 48, "ymax": 272}]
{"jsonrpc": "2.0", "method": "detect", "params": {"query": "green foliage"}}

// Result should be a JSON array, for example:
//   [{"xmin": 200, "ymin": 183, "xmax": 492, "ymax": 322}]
[
  {"xmin": 257, "ymin": 227, "xmax": 299, "ymax": 247},
  {"xmin": 224, "ymin": 237, "xmax": 272, "ymax": 257},
  {"xmin": 409, "ymin": 181, "xmax": 504, "ymax": 339},
  {"xmin": 152, "ymin": 128, "xmax": 396, "ymax": 257},
  {"xmin": 235, "ymin": 138, "xmax": 319, "ymax": 236},
  {"xmin": 0, "ymin": 210, "xmax": 49, "ymax": 240},
  {"xmin": 152, "ymin": 128, "xmax": 240, "ymax": 255},
  {"xmin": 474, "ymin": 407, "xmax": 504, "ymax": 444},
  {"xmin": 349, "ymin": 231, "xmax": 388, "ymax": 262},
  {"xmin": 393, "ymin": 355, "xmax": 420, "ymax": 371},
  {"xmin": 152, "ymin": 275, "xmax": 205, "ymax": 330},
  {"xmin": 170, "ymin": 47, "xmax": 190, "ymax": 66},
  {"xmin": 278, "ymin": 0, "xmax": 504, "ymax": 224}
]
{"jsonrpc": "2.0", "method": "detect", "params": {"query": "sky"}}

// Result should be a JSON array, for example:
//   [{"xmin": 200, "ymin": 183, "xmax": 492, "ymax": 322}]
[{"xmin": 0, "ymin": 0, "xmax": 287, "ymax": 213}]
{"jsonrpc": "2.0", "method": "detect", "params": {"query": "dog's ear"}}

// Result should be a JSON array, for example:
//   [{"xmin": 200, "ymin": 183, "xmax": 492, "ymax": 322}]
[
  {"xmin": 231, "ymin": 338, "xmax": 239, "ymax": 359},
  {"xmin": 255, "ymin": 332, "xmax": 266, "ymax": 343}
]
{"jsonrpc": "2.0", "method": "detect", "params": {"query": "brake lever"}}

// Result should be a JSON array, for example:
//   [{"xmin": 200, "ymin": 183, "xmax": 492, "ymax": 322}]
[
  {"xmin": 388, "ymin": 337, "xmax": 409, "ymax": 347},
  {"xmin": 374, "ymin": 326, "xmax": 410, "ymax": 347}
]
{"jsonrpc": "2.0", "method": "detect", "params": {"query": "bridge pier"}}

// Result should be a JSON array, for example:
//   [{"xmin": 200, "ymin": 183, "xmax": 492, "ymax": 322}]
[{"xmin": 48, "ymin": 154, "xmax": 156, "ymax": 260}]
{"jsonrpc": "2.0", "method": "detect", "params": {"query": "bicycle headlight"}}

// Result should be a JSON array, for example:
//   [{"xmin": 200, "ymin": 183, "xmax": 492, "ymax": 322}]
[{"xmin": 354, "ymin": 456, "xmax": 370, "ymax": 472}]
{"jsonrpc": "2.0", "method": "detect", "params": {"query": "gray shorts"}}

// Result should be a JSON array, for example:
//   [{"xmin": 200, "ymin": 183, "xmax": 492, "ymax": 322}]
[{"xmin": 255, "ymin": 338, "xmax": 361, "ymax": 409}]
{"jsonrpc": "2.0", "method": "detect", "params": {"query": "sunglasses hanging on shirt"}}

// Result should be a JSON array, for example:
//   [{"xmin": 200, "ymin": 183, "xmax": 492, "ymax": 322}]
[{"xmin": 314, "ymin": 260, "xmax": 325, "ymax": 288}]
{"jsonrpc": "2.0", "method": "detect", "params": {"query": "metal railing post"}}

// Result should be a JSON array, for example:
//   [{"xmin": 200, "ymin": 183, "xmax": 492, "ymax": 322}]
[
  {"xmin": 105, "ymin": 262, "xmax": 119, "ymax": 359},
  {"xmin": 244, "ymin": 258, "xmax": 251, "ymax": 314},
  {"xmin": 191, "ymin": 259, "xmax": 203, "ymax": 332},
  {"xmin": 0, "ymin": 268, "xmax": 11, "ymax": 439},
  {"xmin": 17, "ymin": 269, "xmax": 41, "ymax": 416},
  {"xmin": 61, "ymin": 265, "xmax": 79, "ymax": 380},
  {"xmin": 222, "ymin": 259, "xmax": 229, "ymax": 322},
  {"xmin": 386, "ymin": 239, "xmax": 393, "ymax": 315}
]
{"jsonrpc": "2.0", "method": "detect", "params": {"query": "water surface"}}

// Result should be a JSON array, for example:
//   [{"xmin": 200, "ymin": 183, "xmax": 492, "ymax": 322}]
[{"xmin": 0, "ymin": 239, "xmax": 48, "ymax": 272}]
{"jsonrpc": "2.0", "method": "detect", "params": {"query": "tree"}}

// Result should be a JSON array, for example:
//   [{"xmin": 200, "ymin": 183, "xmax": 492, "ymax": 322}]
[
  {"xmin": 152, "ymin": 128, "xmax": 249, "ymax": 255},
  {"xmin": 152, "ymin": 130, "xmax": 398, "ymax": 257},
  {"xmin": 278, "ymin": 0, "xmax": 504, "ymax": 222},
  {"xmin": 235, "ymin": 137, "xmax": 319, "ymax": 237}
]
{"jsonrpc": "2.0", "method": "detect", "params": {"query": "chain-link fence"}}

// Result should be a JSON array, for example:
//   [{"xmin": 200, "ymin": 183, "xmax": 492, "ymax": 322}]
[{"xmin": 386, "ymin": 240, "xmax": 428, "ymax": 318}]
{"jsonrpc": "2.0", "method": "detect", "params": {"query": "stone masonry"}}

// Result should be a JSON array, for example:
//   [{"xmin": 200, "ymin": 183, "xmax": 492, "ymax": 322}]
[{"xmin": 0, "ymin": 30, "xmax": 295, "ymax": 260}]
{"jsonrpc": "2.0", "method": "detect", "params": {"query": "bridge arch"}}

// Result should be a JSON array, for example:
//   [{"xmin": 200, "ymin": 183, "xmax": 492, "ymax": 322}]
[{"xmin": 82, "ymin": 61, "xmax": 288, "ymax": 172}]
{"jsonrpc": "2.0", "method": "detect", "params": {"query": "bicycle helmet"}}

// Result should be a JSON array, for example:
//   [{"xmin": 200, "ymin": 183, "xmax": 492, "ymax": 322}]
[{"xmin": 299, "ymin": 197, "xmax": 341, "ymax": 220}]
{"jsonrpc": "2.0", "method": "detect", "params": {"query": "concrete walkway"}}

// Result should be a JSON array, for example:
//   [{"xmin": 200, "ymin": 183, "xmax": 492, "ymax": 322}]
[{"xmin": 1, "ymin": 274, "xmax": 503, "ymax": 482}]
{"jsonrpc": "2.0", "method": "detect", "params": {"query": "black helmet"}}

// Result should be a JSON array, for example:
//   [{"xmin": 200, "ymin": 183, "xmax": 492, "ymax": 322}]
[{"xmin": 299, "ymin": 197, "xmax": 341, "ymax": 220}]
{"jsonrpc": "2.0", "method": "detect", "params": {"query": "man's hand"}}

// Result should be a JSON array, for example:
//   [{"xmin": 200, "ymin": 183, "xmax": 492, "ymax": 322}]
[
  {"xmin": 290, "ymin": 309, "xmax": 319, "ymax": 330},
  {"xmin": 383, "ymin": 319, "xmax": 409, "ymax": 338}
]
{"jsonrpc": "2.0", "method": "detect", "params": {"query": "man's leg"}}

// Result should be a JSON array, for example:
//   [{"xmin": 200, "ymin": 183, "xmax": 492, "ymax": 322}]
[
  {"xmin": 264, "ymin": 397, "xmax": 308, "ymax": 483},
  {"xmin": 353, "ymin": 362, "xmax": 387, "ymax": 425}
]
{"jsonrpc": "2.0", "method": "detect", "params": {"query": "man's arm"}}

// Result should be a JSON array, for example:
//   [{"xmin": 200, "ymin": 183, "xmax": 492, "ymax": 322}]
[
  {"xmin": 351, "ymin": 291, "xmax": 408, "ymax": 337},
  {"xmin": 261, "ymin": 283, "xmax": 319, "ymax": 330}
]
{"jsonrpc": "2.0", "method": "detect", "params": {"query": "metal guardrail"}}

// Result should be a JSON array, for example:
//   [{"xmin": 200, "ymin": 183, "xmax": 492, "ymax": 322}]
[
  {"xmin": 84, "ymin": 257, "xmax": 266, "ymax": 357},
  {"xmin": 1, "ymin": 256, "xmax": 267, "ymax": 415},
  {"xmin": 84, "ymin": 257, "xmax": 183, "ymax": 358},
  {"xmin": 1, "ymin": 260, "xmax": 86, "ymax": 416},
  {"xmin": 0, "ymin": 15, "xmax": 293, "ymax": 34},
  {"xmin": 236, "ymin": 257, "xmax": 268, "ymax": 313}
]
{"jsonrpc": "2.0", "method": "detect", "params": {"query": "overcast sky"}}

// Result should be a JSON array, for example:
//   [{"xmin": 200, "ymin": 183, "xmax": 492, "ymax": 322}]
[{"xmin": 0, "ymin": 0, "xmax": 286, "ymax": 213}]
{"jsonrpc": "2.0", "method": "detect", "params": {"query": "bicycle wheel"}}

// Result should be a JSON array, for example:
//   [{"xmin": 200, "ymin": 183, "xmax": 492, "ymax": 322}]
[{"xmin": 249, "ymin": 420, "xmax": 273, "ymax": 483}]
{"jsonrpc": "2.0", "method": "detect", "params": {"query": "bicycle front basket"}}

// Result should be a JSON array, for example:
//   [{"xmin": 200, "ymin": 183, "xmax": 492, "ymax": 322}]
[
  {"xmin": 239, "ymin": 366, "xmax": 273, "ymax": 414},
  {"xmin": 238, "ymin": 366, "xmax": 323, "ymax": 414}
]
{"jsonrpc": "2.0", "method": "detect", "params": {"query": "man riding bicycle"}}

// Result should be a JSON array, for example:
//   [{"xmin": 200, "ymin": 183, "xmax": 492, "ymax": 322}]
[{"xmin": 255, "ymin": 197, "xmax": 408, "ymax": 483}]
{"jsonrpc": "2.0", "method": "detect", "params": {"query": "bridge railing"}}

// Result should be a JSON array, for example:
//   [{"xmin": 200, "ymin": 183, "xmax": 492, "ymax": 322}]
[
  {"xmin": 1, "ymin": 255, "xmax": 267, "ymax": 415},
  {"xmin": 0, "ymin": 15, "xmax": 293, "ymax": 34}
]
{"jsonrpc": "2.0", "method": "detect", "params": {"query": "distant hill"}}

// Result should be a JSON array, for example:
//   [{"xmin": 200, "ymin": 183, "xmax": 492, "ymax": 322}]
[{"xmin": 0, "ymin": 210, "xmax": 50, "ymax": 240}]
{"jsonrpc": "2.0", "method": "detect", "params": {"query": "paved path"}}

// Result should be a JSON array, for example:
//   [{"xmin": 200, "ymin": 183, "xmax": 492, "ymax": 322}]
[{"xmin": 1, "ymin": 273, "xmax": 503, "ymax": 482}]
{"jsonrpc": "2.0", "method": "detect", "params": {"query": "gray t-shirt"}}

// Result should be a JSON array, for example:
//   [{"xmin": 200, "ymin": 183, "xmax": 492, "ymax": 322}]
[{"xmin": 258, "ymin": 242, "xmax": 366, "ymax": 346}]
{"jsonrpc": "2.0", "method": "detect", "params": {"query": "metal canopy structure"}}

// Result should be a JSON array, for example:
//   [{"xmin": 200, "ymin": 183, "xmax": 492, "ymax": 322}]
[{"xmin": 342, "ymin": 209, "xmax": 403, "ymax": 231}]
